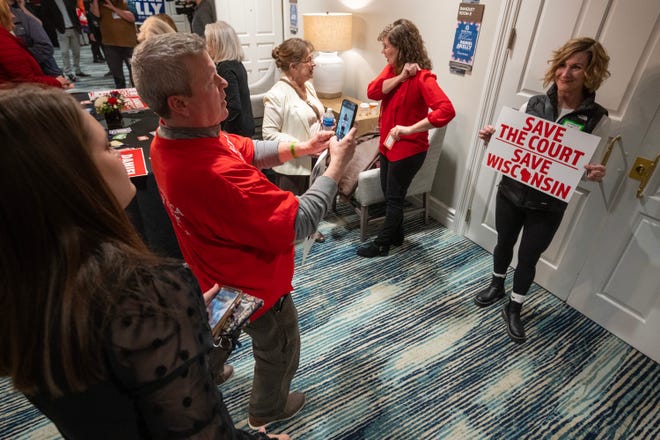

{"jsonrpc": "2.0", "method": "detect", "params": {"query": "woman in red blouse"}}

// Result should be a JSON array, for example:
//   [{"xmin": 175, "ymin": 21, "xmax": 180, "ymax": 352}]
[
  {"xmin": 0, "ymin": 0, "xmax": 71, "ymax": 88},
  {"xmin": 359, "ymin": 18, "xmax": 455, "ymax": 257}
]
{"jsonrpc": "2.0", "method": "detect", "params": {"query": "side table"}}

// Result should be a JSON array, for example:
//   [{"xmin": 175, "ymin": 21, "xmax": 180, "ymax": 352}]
[{"xmin": 320, "ymin": 95, "xmax": 379, "ymax": 138}]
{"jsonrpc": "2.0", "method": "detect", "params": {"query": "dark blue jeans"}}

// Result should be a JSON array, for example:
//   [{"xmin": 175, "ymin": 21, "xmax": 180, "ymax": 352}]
[
  {"xmin": 40, "ymin": 56, "xmax": 63, "ymax": 77},
  {"xmin": 376, "ymin": 151, "xmax": 427, "ymax": 246},
  {"xmin": 493, "ymin": 190, "xmax": 564, "ymax": 296}
]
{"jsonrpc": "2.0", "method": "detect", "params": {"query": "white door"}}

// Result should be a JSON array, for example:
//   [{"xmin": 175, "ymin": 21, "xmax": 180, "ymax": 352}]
[
  {"xmin": 465, "ymin": 0, "xmax": 660, "ymax": 361},
  {"xmin": 568, "ymin": 73, "xmax": 660, "ymax": 362},
  {"xmin": 164, "ymin": 1, "xmax": 191, "ymax": 33},
  {"xmin": 216, "ymin": 0, "xmax": 283, "ymax": 84}
]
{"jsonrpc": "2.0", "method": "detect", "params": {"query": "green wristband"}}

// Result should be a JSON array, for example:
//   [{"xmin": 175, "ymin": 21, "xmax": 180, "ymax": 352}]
[{"xmin": 290, "ymin": 141, "xmax": 297, "ymax": 158}]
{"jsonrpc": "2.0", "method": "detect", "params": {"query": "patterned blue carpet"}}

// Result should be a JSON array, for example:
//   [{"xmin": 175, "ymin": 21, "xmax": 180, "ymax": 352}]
[{"xmin": 1, "ymin": 204, "xmax": 658, "ymax": 439}]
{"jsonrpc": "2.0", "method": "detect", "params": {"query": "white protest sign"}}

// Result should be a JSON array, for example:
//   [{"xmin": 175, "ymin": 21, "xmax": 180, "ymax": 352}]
[{"xmin": 483, "ymin": 106, "xmax": 601, "ymax": 202}]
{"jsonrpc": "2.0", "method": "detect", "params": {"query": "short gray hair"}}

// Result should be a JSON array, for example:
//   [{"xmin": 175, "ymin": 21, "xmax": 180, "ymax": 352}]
[
  {"xmin": 132, "ymin": 33, "xmax": 207, "ymax": 118},
  {"xmin": 205, "ymin": 21, "xmax": 244, "ymax": 62}
]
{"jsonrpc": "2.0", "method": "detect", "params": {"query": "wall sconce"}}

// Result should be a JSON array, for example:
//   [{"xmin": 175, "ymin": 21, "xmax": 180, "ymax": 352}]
[{"xmin": 302, "ymin": 12, "xmax": 353, "ymax": 98}]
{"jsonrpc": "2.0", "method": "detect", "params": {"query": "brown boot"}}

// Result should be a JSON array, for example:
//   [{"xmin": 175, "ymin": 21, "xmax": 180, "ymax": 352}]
[{"xmin": 248, "ymin": 391, "xmax": 306, "ymax": 429}]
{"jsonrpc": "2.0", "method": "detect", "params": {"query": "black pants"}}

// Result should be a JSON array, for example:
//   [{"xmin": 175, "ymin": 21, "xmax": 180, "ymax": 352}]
[
  {"xmin": 493, "ymin": 190, "xmax": 564, "ymax": 296},
  {"xmin": 88, "ymin": 22, "xmax": 104, "ymax": 61},
  {"xmin": 103, "ymin": 45, "xmax": 133, "ymax": 88},
  {"xmin": 376, "ymin": 151, "xmax": 426, "ymax": 246}
]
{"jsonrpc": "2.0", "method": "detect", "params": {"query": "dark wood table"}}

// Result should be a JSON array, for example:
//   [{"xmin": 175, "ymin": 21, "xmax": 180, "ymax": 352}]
[{"xmin": 75, "ymin": 92, "xmax": 182, "ymax": 259}]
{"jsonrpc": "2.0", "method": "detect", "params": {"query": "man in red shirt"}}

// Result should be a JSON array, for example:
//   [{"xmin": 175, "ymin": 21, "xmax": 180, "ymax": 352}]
[{"xmin": 132, "ymin": 33, "xmax": 356, "ymax": 430}]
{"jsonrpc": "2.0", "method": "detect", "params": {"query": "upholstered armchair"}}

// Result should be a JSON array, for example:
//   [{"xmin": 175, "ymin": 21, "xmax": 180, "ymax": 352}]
[
  {"xmin": 353, "ymin": 126, "xmax": 447, "ymax": 241},
  {"xmin": 248, "ymin": 62, "xmax": 279, "ymax": 138}
]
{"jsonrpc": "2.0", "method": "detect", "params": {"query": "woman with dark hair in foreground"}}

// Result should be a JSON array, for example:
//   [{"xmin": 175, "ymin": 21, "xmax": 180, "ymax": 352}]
[{"xmin": 0, "ymin": 84, "xmax": 287, "ymax": 439}]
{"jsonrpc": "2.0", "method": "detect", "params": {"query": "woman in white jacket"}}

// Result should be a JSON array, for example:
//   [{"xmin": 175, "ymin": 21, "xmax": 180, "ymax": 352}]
[{"xmin": 263, "ymin": 38, "xmax": 325, "ymax": 196}]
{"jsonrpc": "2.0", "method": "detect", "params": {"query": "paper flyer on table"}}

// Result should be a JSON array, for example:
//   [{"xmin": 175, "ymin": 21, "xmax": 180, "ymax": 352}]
[{"xmin": 300, "ymin": 149, "xmax": 328, "ymax": 265}]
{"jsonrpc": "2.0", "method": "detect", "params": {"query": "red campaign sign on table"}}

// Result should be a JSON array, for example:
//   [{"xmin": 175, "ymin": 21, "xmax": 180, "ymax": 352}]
[
  {"xmin": 119, "ymin": 148, "xmax": 148, "ymax": 178},
  {"xmin": 482, "ymin": 107, "xmax": 601, "ymax": 203}
]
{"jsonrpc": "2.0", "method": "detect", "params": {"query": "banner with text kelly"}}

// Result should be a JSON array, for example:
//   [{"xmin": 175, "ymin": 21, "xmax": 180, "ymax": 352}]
[
  {"xmin": 132, "ymin": 0, "xmax": 165, "ymax": 24},
  {"xmin": 483, "ymin": 107, "xmax": 600, "ymax": 203}
]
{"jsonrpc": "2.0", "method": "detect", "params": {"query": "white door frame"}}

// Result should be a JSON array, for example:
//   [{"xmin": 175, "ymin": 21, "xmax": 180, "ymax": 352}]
[{"xmin": 456, "ymin": 0, "xmax": 519, "ymax": 237}]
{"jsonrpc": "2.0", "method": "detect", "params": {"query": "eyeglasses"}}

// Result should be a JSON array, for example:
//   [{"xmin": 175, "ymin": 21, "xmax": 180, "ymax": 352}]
[{"xmin": 298, "ymin": 57, "xmax": 314, "ymax": 65}]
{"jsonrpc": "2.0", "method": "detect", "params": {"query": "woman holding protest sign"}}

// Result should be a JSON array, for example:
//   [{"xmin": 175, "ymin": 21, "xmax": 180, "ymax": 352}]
[{"xmin": 474, "ymin": 37, "xmax": 610, "ymax": 343}]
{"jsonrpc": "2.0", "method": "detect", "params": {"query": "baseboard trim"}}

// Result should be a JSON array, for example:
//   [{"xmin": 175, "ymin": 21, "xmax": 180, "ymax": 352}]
[{"xmin": 409, "ymin": 194, "xmax": 456, "ymax": 230}]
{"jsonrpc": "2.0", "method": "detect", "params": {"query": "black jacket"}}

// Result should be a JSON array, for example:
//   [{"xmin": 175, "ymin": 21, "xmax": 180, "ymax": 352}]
[
  {"xmin": 498, "ymin": 84, "xmax": 608, "ymax": 212},
  {"xmin": 41, "ymin": 0, "xmax": 80, "ymax": 34}
]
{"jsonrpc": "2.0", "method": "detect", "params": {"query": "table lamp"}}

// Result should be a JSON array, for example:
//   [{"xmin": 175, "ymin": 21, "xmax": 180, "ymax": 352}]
[{"xmin": 303, "ymin": 12, "xmax": 352, "ymax": 99}]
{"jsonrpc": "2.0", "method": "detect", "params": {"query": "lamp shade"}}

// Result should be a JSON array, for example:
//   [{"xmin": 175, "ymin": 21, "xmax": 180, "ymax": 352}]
[{"xmin": 303, "ymin": 13, "xmax": 352, "ymax": 52}]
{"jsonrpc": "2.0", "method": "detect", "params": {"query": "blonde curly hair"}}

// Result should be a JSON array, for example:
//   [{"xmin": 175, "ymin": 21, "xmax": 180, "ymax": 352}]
[{"xmin": 543, "ymin": 37, "xmax": 611, "ymax": 93}]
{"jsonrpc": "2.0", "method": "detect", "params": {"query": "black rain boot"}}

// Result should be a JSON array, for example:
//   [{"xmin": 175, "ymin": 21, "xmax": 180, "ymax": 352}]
[
  {"xmin": 356, "ymin": 241, "xmax": 389, "ymax": 258},
  {"xmin": 391, "ymin": 228, "xmax": 404, "ymax": 246},
  {"xmin": 474, "ymin": 275, "xmax": 505, "ymax": 307},
  {"xmin": 502, "ymin": 300, "xmax": 526, "ymax": 343}
]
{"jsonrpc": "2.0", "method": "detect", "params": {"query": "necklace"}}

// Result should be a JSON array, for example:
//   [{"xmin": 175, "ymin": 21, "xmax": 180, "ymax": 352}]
[
  {"xmin": 282, "ymin": 76, "xmax": 307, "ymax": 99},
  {"xmin": 280, "ymin": 77, "xmax": 321, "ymax": 121}
]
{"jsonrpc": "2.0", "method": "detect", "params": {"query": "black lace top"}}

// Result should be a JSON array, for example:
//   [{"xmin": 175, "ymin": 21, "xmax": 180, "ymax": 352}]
[{"xmin": 27, "ymin": 264, "xmax": 268, "ymax": 440}]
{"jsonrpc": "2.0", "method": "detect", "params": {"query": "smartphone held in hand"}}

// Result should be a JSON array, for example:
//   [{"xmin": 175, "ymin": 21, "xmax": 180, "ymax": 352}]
[
  {"xmin": 207, "ymin": 285, "xmax": 264, "ymax": 344},
  {"xmin": 208, "ymin": 286, "xmax": 242, "ymax": 335},
  {"xmin": 336, "ymin": 99, "xmax": 358, "ymax": 141}
]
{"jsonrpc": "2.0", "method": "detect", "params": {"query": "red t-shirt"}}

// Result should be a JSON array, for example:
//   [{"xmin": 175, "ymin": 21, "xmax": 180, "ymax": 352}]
[
  {"xmin": 150, "ymin": 132, "xmax": 299, "ymax": 320},
  {"xmin": 367, "ymin": 64, "xmax": 455, "ymax": 161}
]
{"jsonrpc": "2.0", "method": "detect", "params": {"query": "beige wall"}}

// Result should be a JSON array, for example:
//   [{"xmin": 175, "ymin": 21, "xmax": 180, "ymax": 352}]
[{"xmin": 288, "ymin": 0, "xmax": 508, "ymax": 228}]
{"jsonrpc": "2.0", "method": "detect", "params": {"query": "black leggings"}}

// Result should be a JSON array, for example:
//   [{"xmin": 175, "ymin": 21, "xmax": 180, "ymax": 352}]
[
  {"xmin": 493, "ymin": 190, "xmax": 564, "ymax": 296},
  {"xmin": 377, "ymin": 151, "xmax": 426, "ymax": 245}
]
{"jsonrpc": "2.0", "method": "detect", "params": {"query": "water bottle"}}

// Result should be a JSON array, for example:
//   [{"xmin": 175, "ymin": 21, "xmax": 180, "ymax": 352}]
[{"xmin": 322, "ymin": 108, "xmax": 335, "ymax": 131}]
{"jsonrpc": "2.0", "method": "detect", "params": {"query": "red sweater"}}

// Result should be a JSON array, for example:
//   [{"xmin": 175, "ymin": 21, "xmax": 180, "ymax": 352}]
[
  {"xmin": 0, "ymin": 28, "xmax": 62, "ymax": 88},
  {"xmin": 367, "ymin": 64, "xmax": 455, "ymax": 161},
  {"xmin": 150, "ymin": 132, "xmax": 299, "ymax": 320}
]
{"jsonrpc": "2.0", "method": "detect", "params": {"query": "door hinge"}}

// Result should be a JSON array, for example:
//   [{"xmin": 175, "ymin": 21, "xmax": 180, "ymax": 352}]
[
  {"xmin": 465, "ymin": 208, "xmax": 471, "ymax": 224},
  {"xmin": 507, "ymin": 28, "xmax": 517, "ymax": 52}
]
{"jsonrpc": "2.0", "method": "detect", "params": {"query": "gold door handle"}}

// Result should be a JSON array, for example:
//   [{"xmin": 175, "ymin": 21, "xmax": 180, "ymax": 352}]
[
  {"xmin": 601, "ymin": 135, "xmax": 621, "ymax": 167},
  {"xmin": 629, "ymin": 152, "xmax": 660, "ymax": 198}
]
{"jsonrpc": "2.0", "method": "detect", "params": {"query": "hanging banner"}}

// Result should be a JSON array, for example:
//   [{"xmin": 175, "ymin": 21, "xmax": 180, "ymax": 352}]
[
  {"xmin": 133, "ymin": 0, "xmax": 166, "ymax": 24},
  {"xmin": 290, "ymin": 0, "xmax": 298, "ymax": 34},
  {"xmin": 483, "ymin": 107, "xmax": 601, "ymax": 203},
  {"xmin": 449, "ymin": 2, "xmax": 485, "ymax": 73}
]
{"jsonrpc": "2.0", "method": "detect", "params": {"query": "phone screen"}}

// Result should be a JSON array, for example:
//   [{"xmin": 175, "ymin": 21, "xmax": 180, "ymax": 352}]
[
  {"xmin": 335, "ymin": 99, "xmax": 358, "ymax": 141},
  {"xmin": 208, "ymin": 286, "xmax": 241, "ymax": 329}
]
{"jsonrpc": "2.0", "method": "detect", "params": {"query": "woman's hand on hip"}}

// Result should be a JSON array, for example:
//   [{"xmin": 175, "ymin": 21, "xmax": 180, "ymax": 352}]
[{"xmin": 388, "ymin": 124, "xmax": 413, "ymax": 142}]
